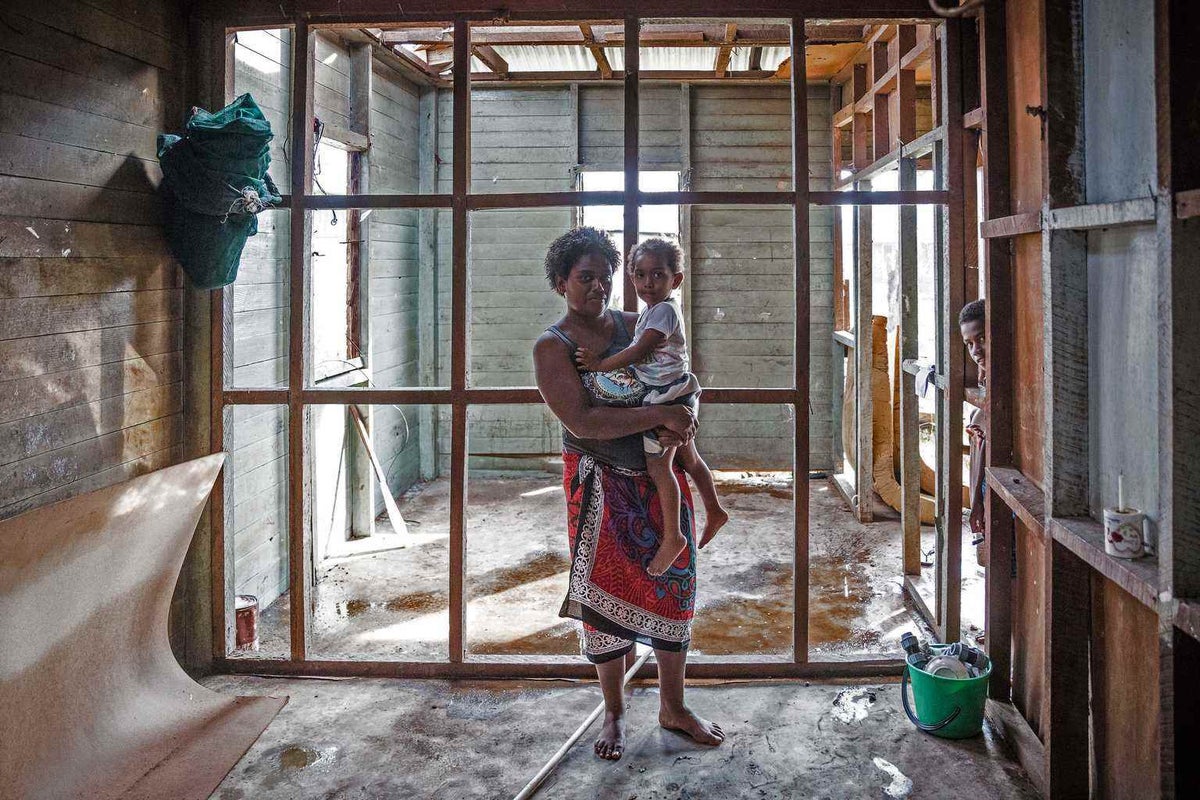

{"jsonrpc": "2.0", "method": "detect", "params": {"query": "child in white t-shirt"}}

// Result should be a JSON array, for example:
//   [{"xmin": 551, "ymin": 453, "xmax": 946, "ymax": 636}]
[{"xmin": 576, "ymin": 238, "xmax": 728, "ymax": 576}]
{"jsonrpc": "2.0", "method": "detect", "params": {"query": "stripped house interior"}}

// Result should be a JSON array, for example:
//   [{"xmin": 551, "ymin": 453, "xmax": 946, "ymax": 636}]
[{"xmin": 0, "ymin": 0, "xmax": 1197, "ymax": 798}]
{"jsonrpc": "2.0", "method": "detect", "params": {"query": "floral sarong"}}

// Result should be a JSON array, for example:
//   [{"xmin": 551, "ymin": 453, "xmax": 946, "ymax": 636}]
[{"xmin": 558, "ymin": 449, "xmax": 696, "ymax": 662}]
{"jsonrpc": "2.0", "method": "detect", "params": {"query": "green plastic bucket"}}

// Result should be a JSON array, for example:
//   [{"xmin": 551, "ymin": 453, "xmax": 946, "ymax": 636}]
[{"xmin": 902, "ymin": 653, "xmax": 991, "ymax": 739}]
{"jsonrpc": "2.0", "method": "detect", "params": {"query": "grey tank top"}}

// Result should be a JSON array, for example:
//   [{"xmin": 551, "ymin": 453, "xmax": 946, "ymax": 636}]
[{"xmin": 547, "ymin": 309, "xmax": 647, "ymax": 471}]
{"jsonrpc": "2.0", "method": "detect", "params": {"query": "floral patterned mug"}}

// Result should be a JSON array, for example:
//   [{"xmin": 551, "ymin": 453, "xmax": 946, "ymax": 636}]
[{"xmin": 1103, "ymin": 508, "xmax": 1145, "ymax": 559}]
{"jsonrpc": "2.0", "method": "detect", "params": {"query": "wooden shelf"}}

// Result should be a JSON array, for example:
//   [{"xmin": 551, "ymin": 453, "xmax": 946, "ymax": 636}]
[
  {"xmin": 979, "ymin": 210, "xmax": 1042, "ymax": 238},
  {"xmin": 988, "ymin": 466, "xmax": 1163, "ymax": 613},
  {"xmin": 1049, "ymin": 516, "xmax": 1160, "ymax": 610},
  {"xmin": 986, "ymin": 466, "xmax": 1045, "ymax": 538}
]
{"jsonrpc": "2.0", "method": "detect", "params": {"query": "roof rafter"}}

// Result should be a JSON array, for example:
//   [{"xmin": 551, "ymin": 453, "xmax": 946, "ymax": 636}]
[
  {"xmin": 579, "ymin": 23, "xmax": 612, "ymax": 79},
  {"xmin": 380, "ymin": 22, "xmax": 864, "ymax": 47},
  {"xmin": 471, "ymin": 44, "xmax": 509, "ymax": 78},
  {"xmin": 714, "ymin": 22, "xmax": 737, "ymax": 77}
]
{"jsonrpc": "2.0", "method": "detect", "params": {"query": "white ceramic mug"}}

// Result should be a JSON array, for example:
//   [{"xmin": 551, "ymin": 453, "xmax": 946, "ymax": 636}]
[{"xmin": 1103, "ymin": 508, "xmax": 1145, "ymax": 559}]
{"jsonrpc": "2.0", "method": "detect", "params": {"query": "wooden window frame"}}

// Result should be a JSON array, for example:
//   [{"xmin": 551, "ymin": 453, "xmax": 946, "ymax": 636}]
[{"xmin": 209, "ymin": 2, "xmax": 954, "ymax": 681}]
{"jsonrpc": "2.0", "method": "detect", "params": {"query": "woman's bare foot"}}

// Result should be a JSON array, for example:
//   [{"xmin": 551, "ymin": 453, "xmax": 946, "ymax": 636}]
[
  {"xmin": 647, "ymin": 533, "xmax": 686, "ymax": 575},
  {"xmin": 659, "ymin": 706, "xmax": 725, "ymax": 746},
  {"xmin": 594, "ymin": 710, "xmax": 626, "ymax": 760},
  {"xmin": 697, "ymin": 506, "xmax": 729, "ymax": 550}
]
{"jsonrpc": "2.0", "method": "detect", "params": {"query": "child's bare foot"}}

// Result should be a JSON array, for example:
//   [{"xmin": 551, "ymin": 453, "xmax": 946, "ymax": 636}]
[
  {"xmin": 698, "ymin": 506, "xmax": 729, "ymax": 550},
  {"xmin": 594, "ymin": 710, "xmax": 626, "ymax": 760},
  {"xmin": 647, "ymin": 532, "xmax": 686, "ymax": 576},
  {"xmin": 659, "ymin": 706, "xmax": 725, "ymax": 746}
]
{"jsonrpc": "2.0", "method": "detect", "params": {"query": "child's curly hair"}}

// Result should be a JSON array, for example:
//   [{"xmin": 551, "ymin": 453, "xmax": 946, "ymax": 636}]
[
  {"xmin": 544, "ymin": 227, "xmax": 621, "ymax": 290},
  {"xmin": 627, "ymin": 237, "xmax": 683, "ymax": 274},
  {"xmin": 958, "ymin": 298, "xmax": 985, "ymax": 327}
]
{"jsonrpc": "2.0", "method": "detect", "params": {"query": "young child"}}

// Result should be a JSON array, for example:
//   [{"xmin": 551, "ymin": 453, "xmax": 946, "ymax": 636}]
[{"xmin": 576, "ymin": 238, "xmax": 729, "ymax": 576}]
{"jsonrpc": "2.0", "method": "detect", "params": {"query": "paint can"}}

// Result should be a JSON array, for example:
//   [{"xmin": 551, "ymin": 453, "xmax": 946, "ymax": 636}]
[
  {"xmin": 1103, "ymin": 508, "xmax": 1145, "ymax": 559},
  {"xmin": 235, "ymin": 594, "xmax": 259, "ymax": 650}
]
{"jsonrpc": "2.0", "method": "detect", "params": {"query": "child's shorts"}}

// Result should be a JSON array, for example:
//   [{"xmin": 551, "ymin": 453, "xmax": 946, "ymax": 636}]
[{"xmin": 642, "ymin": 373, "xmax": 701, "ymax": 457}]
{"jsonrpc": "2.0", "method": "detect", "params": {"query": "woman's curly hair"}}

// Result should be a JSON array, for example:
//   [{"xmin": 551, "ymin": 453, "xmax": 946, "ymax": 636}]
[
  {"xmin": 544, "ymin": 227, "xmax": 621, "ymax": 290},
  {"xmin": 627, "ymin": 237, "xmax": 683, "ymax": 274}
]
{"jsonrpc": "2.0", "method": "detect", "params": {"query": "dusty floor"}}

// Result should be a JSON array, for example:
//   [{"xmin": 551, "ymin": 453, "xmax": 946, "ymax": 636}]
[
  {"xmin": 243, "ymin": 473, "xmax": 983, "ymax": 662},
  {"xmin": 204, "ymin": 674, "xmax": 1038, "ymax": 799}
]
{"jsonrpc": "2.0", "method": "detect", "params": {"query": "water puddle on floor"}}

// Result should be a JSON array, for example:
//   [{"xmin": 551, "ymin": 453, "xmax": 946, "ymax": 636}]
[
  {"xmin": 689, "ymin": 552, "xmax": 885, "ymax": 656},
  {"xmin": 334, "ymin": 591, "xmax": 445, "ymax": 619},
  {"xmin": 278, "ymin": 744, "xmax": 337, "ymax": 771}
]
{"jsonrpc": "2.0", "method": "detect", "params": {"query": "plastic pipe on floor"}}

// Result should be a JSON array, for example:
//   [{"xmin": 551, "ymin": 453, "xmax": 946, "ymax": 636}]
[{"xmin": 512, "ymin": 648, "xmax": 655, "ymax": 800}]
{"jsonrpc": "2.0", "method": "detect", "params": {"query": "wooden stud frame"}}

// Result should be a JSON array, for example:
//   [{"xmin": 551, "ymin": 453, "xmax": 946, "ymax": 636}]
[{"xmin": 209, "ymin": 3, "xmax": 951, "ymax": 680}]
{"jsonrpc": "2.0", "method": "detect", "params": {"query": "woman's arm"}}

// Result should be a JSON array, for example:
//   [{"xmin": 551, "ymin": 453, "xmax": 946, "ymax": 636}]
[
  {"xmin": 575, "ymin": 330, "xmax": 665, "ymax": 373},
  {"xmin": 534, "ymin": 332, "xmax": 695, "ymax": 441}
]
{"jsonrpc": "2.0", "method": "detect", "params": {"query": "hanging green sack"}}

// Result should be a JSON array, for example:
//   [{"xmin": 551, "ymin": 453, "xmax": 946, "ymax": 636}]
[{"xmin": 157, "ymin": 93, "xmax": 282, "ymax": 289}]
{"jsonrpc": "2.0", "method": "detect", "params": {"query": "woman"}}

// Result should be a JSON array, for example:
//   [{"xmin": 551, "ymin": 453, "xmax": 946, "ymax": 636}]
[{"xmin": 533, "ymin": 227, "xmax": 725, "ymax": 761}]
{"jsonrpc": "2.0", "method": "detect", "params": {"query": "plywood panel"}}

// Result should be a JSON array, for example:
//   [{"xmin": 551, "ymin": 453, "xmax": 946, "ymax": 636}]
[
  {"xmin": 1006, "ymin": 0, "xmax": 1043, "ymax": 215},
  {"xmin": 1087, "ymin": 226, "xmax": 1158, "ymax": 528},
  {"xmin": 1012, "ymin": 233, "xmax": 1045, "ymax": 487},
  {"xmin": 1082, "ymin": 0, "xmax": 1156, "ymax": 205},
  {"xmin": 1012, "ymin": 519, "xmax": 1046, "ymax": 740},
  {"xmin": 1090, "ymin": 575, "xmax": 1161, "ymax": 798}
]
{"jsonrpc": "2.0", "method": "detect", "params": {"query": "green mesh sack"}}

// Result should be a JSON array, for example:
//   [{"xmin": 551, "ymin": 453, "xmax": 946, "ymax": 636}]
[{"xmin": 157, "ymin": 93, "xmax": 282, "ymax": 289}]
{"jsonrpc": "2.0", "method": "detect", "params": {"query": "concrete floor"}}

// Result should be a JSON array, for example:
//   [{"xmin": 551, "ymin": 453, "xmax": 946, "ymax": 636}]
[
  {"xmin": 204, "ymin": 674, "xmax": 1038, "ymax": 799},
  {"xmin": 242, "ymin": 472, "xmax": 985, "ymax": 662}
]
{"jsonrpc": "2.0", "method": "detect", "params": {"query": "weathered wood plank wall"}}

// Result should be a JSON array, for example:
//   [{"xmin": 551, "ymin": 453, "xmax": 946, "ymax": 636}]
[
  {"xmin": 0, "ymin": 0, "xmax": 186, "ymax": 520},
  {"xmin": 1003, "ymin": 0, "xmax": 1048, "ymax": 742},
  {"xmin": 226, "ymin": 28, "xmax": 293, "ymax": 609},
  {"xmin": 431, "ymin": 82, "xmax": 836, "ymax": 472},
  {"xmin": 230, "ymin": 31, "xmax": 427, "ymax": 600}
]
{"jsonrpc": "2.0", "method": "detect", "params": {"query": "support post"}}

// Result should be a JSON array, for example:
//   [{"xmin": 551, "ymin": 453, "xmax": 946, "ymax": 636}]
[
  {"xmin": 417, "ymin": 88, "xmax": 439, "ymax": 480},
  {"xmin": 448, "ymin": 17, "xmax": 471, "ymax": 663},
  {"xmin": 853, "ymin": 182, "xmax": 873, "ymax": 524},
  {"xmin": 623, "ymin": 16, "xmax": 640, "ymax": 311},
  {"xmin": 937, "ymin": 17, "xmax": 965, "ymax": 643},
  {"xmin": 1155, "ymin": 1, "xmax": 1200, "ymax": 794},
  {"xmin": 679, "ymin": 83, "xmax": 693, "ymax": 356},
  {"xmin": 899, "ymin": 156, "xmax": 920, "ymax": 576},
  {"xmin": 568, "ymin": 83, "xmax": 580, "ymax": 229},
  {"xmin": 347, "ymin": 40, "xmax": 375, "ymax": 539},
  {"xmin": 287, "ymin": 22, "xmax": 315, "ymax": 660},
  {"xmin": 1040, "ymin": 2, "xmax": 1090, "ymax": 795},
  {"xmin": 896, "ymin": 35, "xmax": 920, "ymax": 578},
  {"xmin": 980, "ymin": 0, "xmax": 1015, "ymax": 702},
  {"xmin": 790, "ymin": 14, "xmax": 811, "ymax": 663}
]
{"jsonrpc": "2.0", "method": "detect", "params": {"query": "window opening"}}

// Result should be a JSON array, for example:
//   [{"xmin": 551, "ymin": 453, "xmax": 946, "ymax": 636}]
[
  {"xmin": 579, "ymin": 170, "xmax": 681, "ymax": 311},
  {"xmin": 311, "ymin": 139, "xmax": 360, "ymax": 382}
]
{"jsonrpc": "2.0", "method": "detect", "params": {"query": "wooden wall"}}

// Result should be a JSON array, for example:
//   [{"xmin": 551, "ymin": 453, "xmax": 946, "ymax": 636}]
[
  {"xmin": 228, "ymin": 28, "xmax": 290, "ymax": 389},
  {"xmin": 362, "ymin": 48, "xmax": 425, "ymax": 503},
  {"xmin": 989, "ymin": 0, "xmax": 1180, "ymax": 794},
  {"xmin": 228, "ymin": 31, "xmax": 427, "ymax": 598},
  {"xmin": 0, "ymin": 0, "xmax": 186, "ymax": 520},
  {"xmin": 433, "ymin": 83, "xmax": 835, "ymax": 472},
  {"xmin": 580, "ymin": 84, "xmax": 682, "ymax": 168},
  {"xmin": 227, "ymin": 29, "xmax": 291, "ymax": 608},
  {"xmin": 1002, "ymin": 0, "xmax": 1048, "ymax": 742},
  {"xmin": 1006, "ymin": 0, "xmax": 1046, "ymax": 489},
  {"xmin": 689, "ymin": 84, "xmax": 832, "ymax": 469},
  {"xmin": 1079, "ymin": 1, "xmax": 1162, "ymax": 796}
]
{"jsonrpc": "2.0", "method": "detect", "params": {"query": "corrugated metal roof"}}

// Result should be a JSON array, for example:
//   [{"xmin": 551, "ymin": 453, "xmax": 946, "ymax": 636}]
[
  {"xmin": 403, "ymin": 39, "xmax": 792, "ymax": 76},
  {"xmin": 484, "ymin": 44, "xmax": 790, "ymax": 75},
  {"xmin": 489, "ymin": 45, "xmax": 595, "ymax": 72}
]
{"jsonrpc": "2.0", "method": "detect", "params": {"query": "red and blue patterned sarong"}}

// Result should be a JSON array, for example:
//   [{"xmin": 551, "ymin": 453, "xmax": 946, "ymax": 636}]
[{"xmin": 558, "ymin": 450, "xmax": 696, "ymax": 663}]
